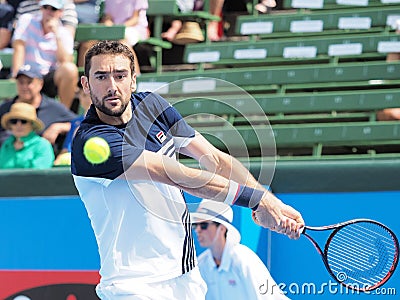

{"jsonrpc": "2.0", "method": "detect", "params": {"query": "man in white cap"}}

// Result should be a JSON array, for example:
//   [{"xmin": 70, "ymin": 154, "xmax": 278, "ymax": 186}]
[{"xmin": 191, "ymin": 200, "xmax": 289, "ymax": 300}]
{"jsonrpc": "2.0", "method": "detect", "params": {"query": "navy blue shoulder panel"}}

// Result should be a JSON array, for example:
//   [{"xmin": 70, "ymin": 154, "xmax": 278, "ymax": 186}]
[{"xmin": 71, "ymin": 92, "xmax": 194, "ymax": 180}]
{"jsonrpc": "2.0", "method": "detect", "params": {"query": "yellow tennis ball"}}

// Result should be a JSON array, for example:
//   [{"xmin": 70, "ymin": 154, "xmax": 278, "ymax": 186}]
[{"xmin": 83, "ymin": 137, "xmax": 110, "ymax": 164}]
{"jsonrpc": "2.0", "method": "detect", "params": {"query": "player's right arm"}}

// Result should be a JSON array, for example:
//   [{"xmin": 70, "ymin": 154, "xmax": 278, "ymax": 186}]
[{"xmin": 124, "ymin": 150, "xmax": 303, "ymax": 239}]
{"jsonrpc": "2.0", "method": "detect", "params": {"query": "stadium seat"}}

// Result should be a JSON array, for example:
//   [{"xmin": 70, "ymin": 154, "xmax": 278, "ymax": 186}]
[
  {"xmin": 236, "ymin": 6, "xmax": 400, "ymax": 39},
  {"xmin": 74, "ymin": 24, "xmax": 125, "ymax": 42},
  {"xmin": 182, "ymin": 32, "xmax": 400, "ymax": 65},
  {"xmin": 144, "ymin": 0, "xmax": 220, "ymax": 73},
  {"xmin": 137, "ymin": 60, "xmax": 400, "ymax": 93}
]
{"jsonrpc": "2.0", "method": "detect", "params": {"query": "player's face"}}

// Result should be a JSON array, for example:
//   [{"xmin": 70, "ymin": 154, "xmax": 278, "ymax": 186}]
[{"xmin": 82, "ymin": 54, "xmax": 136, "ymax": 120}]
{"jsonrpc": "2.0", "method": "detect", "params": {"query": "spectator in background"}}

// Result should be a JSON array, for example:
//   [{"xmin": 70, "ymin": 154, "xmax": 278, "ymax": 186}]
[
  {"xmin": 74, "ymin": 0, "xmax": 99, "ymax": 24},
  {"xmin": 208, "ymin": 0, "xmax": 224, "ymax": 41},
  {"xmin": 0, "ymin": 65, "xmax": 77, "ymax": 151},
  {"xmin": 378, "ymin": 19, "xmax": 400, "ymax": 121},
  {"xmin": 0, "ymin": 102, "xmax": 54, "ymax": 169},
  {"xmin": 191, "ymin": 200, "xmax": 289, "ymax": 300},
  {"xmin": 74, "ymin": 0, "xmax": 101, "ymax": 68},
  {"xmin": 15, "ymin": 0, "xmax": 78, "ymax": 35},
  {"xmin": 255, "ymin": 0, "xmax": 276, "ymax": 14},
  {"xmin": 77, "ymin": 0, "xmax": 145, "ymax": 72},
  {"xmin": 0, "ymin": 0, "xmax": 15, "ymax": 49},
  {"xmin": 54, "ymin": 81, "xmax": 91, "ymax": 166},
  {"xmin": 11, "ymin": 0, "xmax": 79, "ymax": 110},
  {"xmin": 101, "ymin": 0, "xmax": 148, "ymax": 73}
]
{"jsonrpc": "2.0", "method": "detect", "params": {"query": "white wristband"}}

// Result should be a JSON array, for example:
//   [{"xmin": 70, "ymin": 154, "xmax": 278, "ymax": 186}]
[{"xmin": 224, "ymin": 180, "xmax": 239, "ymax": 206}]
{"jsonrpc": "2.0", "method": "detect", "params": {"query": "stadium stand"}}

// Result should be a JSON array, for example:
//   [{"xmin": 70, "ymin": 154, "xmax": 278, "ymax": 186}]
[
  {"xmin": 1, "ymin": 0, "xmax": 400, "ymax": 160},
  {"xmin": 282, "ymin": 0, "xmax": 399, "ymax": 10},
  {"xmin": 142, "ymin": 0, "xmax": 220, "ymax": 73},
  {"xmin": 182, "ymin": 32, "xmax": 400, "ymax": 66},
  {"xmin": 235, "ymin": 6, "xmax": 400, "ymax": 38},
  {"xmin": 137, "ymin": 60, "xmax": 400, "ymax": 91}
]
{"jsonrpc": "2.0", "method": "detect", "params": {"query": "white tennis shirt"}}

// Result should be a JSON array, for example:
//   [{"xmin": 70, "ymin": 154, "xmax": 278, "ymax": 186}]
[{"xmin": 71, "ymin": 92, "xmax": 197, "ymax": 289}]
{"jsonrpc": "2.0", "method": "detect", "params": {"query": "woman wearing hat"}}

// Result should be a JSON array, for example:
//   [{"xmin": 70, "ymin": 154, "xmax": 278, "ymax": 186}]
[
  {"xmin": 0, "ymin": 102, "xmax": 54, "ymax": 169},
  {"xmin": 191, "ymin": 200, "xmax": 289, "ymax": 300}
]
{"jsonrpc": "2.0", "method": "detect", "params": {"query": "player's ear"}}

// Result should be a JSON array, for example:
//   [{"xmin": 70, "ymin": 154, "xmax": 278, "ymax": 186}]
[
  {"xmin": 81, "ymin": 76, "xmax": 90, "ymax": 94},
  {"xmin": 131, "ymin": 80, "xmax": 136, "ymax": 92}
]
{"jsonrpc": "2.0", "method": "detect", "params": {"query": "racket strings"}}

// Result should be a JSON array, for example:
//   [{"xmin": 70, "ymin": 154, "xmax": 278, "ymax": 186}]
[{"xmin": 325, "ymin": 222, "xmax": 397, "ymax": 289}]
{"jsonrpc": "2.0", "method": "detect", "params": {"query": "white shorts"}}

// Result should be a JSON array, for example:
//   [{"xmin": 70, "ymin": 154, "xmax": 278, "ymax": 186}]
[{"xmin": 96, "ymin": 267, "xmax": 207, "ymax": 300}]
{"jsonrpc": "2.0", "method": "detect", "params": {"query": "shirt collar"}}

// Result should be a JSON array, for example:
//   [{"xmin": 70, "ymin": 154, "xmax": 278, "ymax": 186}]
[
  {"xmin": 217, "ymin": 238, "xmax": 235, "ymax": 272},
  {"xmin": 204, "ymin": 238, "xmax": 235, "ymax": 272}
]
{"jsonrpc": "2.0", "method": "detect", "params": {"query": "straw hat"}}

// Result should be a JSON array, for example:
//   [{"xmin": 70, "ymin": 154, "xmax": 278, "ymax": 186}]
[
  {"xmin": 191, "ymin": 199, "xmax": 241, "ymax": 244},
  {"xmin": 1, "ymin": 102, "xmax": 44, "ymax": 132},
  {"xmin": 174, "ymin": 22, "xmax": 205, "ymax": 45}
]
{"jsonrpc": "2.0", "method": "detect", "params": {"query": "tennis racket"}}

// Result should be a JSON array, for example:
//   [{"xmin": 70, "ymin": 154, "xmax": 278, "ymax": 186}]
[{"xmin": 301, "ymin": 218, "xmax": 399, "ymax": 292}]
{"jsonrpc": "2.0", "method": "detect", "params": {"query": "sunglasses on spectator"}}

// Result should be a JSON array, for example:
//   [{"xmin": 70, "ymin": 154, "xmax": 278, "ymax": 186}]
[
  {"xmin": 9, "ymin": 119, "xmax": 29, "ymax": 125},
  {"xmin": 192, "ymin": 222, "xmax": 219, "ymax": 230},
  {"xmin": 42, "ymin": 5, "xmax": 59, "ymax": 11}
]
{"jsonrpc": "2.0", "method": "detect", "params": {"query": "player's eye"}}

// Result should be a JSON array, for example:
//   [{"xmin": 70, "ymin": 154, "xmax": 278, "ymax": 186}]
[
  {"xmin": 114, "ymin": 73, "xmax": 127, "ymax": 80},
  {"xmin": 95, "ymin": 74, "xmax": 107, "ymax": 80}
]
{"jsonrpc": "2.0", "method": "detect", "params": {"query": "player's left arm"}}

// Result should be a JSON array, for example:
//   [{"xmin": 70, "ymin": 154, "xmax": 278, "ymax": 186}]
[
  {"xmin": 178, "ymin": 131, "xmax": 304, "ymax": 238},
  {"xmin": 178, "ymin": 131, "xmax": 263, "ymax": 189}
]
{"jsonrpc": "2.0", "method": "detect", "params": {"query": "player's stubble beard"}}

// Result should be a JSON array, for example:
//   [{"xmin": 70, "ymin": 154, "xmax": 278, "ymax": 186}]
[{"xmin": 89, "ymin": 89, "xmax": 130, "ymax": 117}]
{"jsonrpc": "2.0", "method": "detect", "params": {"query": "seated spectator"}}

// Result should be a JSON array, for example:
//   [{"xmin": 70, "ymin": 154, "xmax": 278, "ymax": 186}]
[
  {"xmin": 100, "ymin": 0, "xmax": 148, "ymax": 73},
  {"xmin": 0, "ymin": 1, "xmax": 15, "ymax": 49},
  {"xmin": 255, "ymin": 0, "xmax": 276, "ymax": 14},
  {"xmin": 161, "ymin": 0, "xmax": 224, "ymax": 42},
  {"xmin": 74, "ymin": 0, "xmax": 101, "ymax": 68},
  {"xmin": 0, "ymin": 102, "xmax": 54, "ymax": 169},
  {"xmin": 11, "ymin": 0, "xmax": 79, "ymax": 110},
  {"xmin": 378, "ymin": 19, "xmax": 400, "ymax": 121},
  {"xmin": 15, "ymin": 0, "xmax": 78, "ymax": 36},
  {"xmin": 191, "ymin": 200, "xmax": 289, "ymax": 300},
  {"xmin": 77, "ymin": 0, "xmax": 145, "ymax": 72},
  {"xmin": 207, "ymin": 0, "xmax": 224, "ymax": 41},
  {"xmin": 54, "ymin": 81, "xmax": 91, "ymax": 166},
  {"xmin": 74, "ymin": 0, "xmax": 99, "ymax": 24},
  {"xmin": 0, "ymin": 65, "xmax": 77, "ymax": 151}
]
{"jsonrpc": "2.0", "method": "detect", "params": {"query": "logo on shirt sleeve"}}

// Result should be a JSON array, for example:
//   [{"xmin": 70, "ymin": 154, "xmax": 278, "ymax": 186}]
[{"xmin": 156, "ymin": 131, "xmax": 166, "ymax": 143}]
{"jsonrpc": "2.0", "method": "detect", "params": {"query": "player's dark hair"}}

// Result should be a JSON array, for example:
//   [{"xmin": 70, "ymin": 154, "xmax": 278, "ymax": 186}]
[{"xmin": 84, "ymin": 40, "xmax": 135, "ymax": 79}]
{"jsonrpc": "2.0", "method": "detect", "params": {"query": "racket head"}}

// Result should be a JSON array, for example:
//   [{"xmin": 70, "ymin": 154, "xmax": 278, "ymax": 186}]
[{"xmin": 323, "ymin": 219, "xmax": 399, "ymax": 292}]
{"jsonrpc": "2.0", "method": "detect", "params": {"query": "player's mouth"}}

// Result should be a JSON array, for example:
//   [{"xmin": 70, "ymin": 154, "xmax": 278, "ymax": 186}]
[{"xmin": 104, "ymin": 96, "xmax": 120, "ymax": 106}]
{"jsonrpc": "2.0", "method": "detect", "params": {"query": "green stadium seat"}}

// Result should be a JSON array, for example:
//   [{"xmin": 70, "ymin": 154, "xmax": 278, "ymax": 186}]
[
  {"xmin": 282, "ymin": 0, "xmax": 397, "ymax": 10},
  {"xmin": 137, "ymin": 60, "xmax": 400, "ymax": 94},
  {"xmin": 182, "ymin": 32, "xmax": 400, "ymax": 65},
  {"xmin": 196, "ymin": 121, "xmax": 400, "ymax": 157},
  {"xmin": 0, "ymin": 79, "xmax": 16, "ymax": 100},
  {"xmin": 74, "ymin": 24, "xmax": 126, "ymax": 42},
  {"xmin": 171, "ymin": 87, "xmax": 400, "ymax": 124},
  {"xmin": 235, "ymin": 6, "xmax": 400, "ymax": 38},
  {"xmin": 145, "ymin": 0, "xmax": 220, "ymax": 73},
  {"xmin": 0, "ymin": 50, "xmax": 13, "ymax": 69}
]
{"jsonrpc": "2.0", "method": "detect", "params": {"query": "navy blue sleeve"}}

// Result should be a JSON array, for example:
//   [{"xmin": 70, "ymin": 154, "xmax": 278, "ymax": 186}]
[
  {"xmin": 139, "ymin": 92, "xmax": 195, "ymax": 139},
  {"xmin": 71, "ymin": 124, "xmax": 143, "ymax": 180}
]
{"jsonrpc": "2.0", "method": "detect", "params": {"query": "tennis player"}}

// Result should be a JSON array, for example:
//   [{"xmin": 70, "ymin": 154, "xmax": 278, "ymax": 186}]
[
  {"xmin": 192, "ymin": 200, "xmax": 289, "ymax": 300},
  {"xmin": 71, "ymin": 40, "xmax": 304, "ymax": 299}
]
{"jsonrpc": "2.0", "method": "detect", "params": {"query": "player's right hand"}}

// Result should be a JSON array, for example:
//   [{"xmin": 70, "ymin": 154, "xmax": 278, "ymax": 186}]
[{"xmin": 252, "ymin": 193, "xmax": 304, "ymax": 239}]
